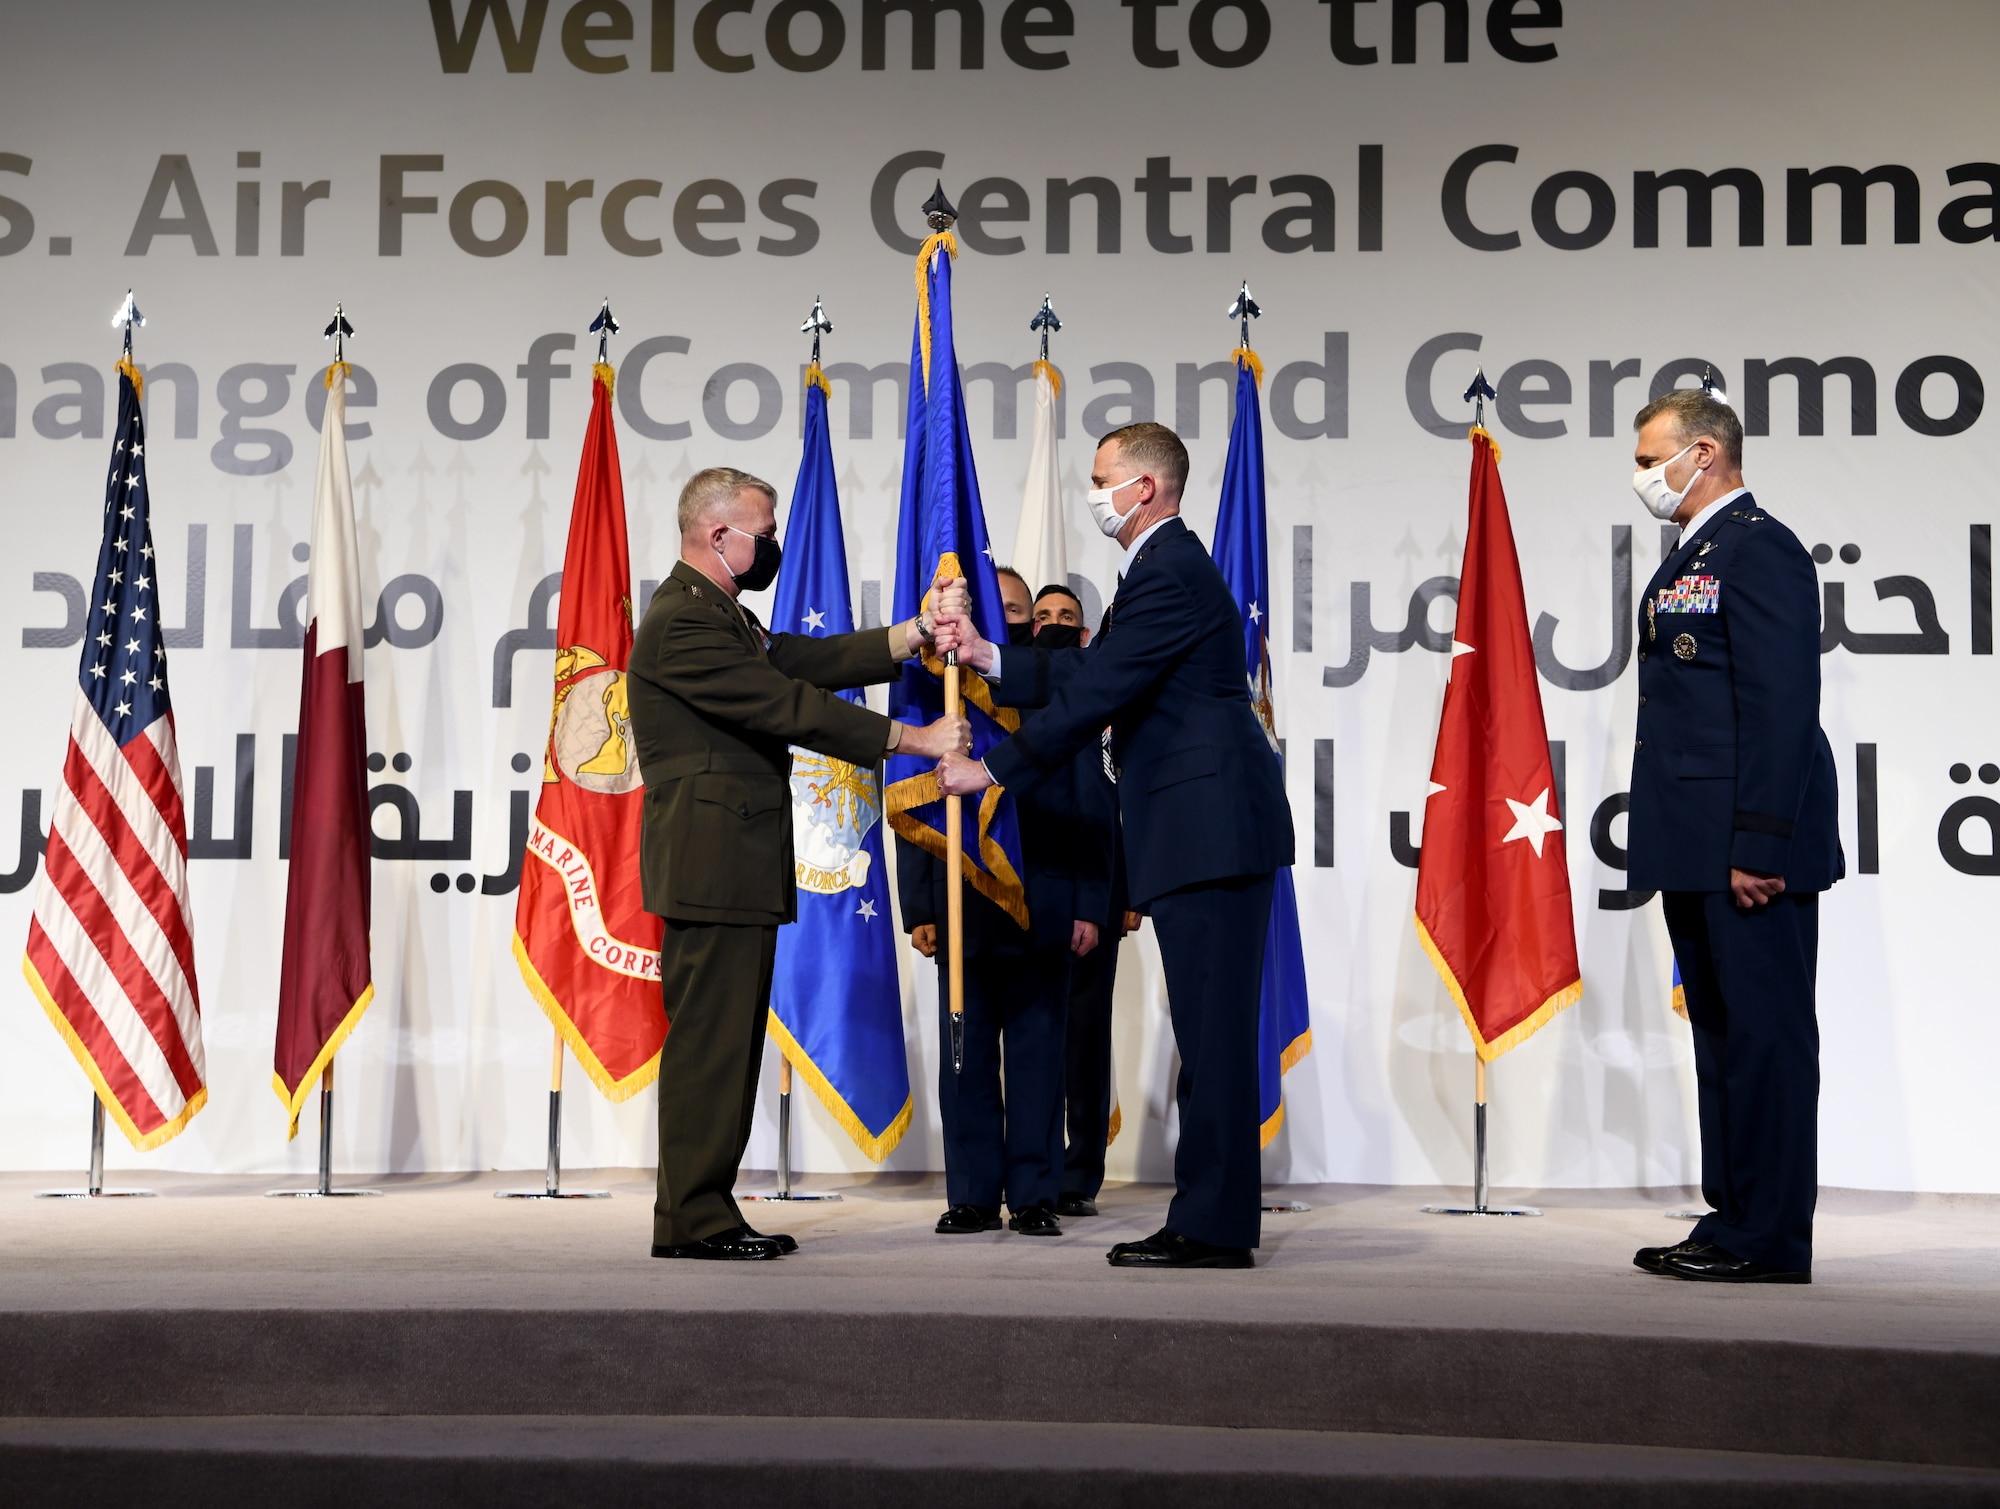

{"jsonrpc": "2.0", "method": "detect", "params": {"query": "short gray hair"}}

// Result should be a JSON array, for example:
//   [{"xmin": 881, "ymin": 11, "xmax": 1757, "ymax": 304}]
[
  {"xmin": 678, "ymin": 466, "xmax": 775, "ymax": 534},
  {"xmin": 1633, "ymin": 388, "xmax": 1743, "ymax": 467},
  {"xmin": 1099, "ymin": 422, "xmax": 1190, "ymax": 496}
]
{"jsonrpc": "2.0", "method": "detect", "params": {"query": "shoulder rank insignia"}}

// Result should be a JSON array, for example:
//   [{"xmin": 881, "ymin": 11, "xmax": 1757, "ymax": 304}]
[
  {"xmin": 1673, "ymin": 632, "xmax": 1698, "ymax": 661},
  {"xmin": 688, "ymin": 582, "xmax": 703, "ymax": 598}
]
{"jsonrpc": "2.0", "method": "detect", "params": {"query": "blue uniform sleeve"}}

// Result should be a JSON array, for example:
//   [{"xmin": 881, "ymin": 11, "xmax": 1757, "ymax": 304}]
[
  {"xmin": 1725, "ymin": 526, "xmax": 1823, "ymax": 875},
  {"xmin": 986, "ymin": 566, "xmax": 1203, "ymax": 792},
  {"xmin": 1069, "ymin": 743, "xmax": 1118, "ymax": 926}
]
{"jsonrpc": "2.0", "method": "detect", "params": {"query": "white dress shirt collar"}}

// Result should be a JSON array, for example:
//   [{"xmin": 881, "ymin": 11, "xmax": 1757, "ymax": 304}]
[
  {"xmin": 1119, "ymin": 516, "xmax": 1176, "ymax": 578},
  {"xmin": 1677, "ymin": 486, "xmax": 1748, "ymax": 548}
]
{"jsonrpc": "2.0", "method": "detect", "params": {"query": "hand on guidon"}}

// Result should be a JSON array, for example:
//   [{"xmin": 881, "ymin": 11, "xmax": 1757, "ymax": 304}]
[
  {"xmin": 935, "ymin": 750, "xmax": 995, "ymax": 798},
  {"xmin": 896, "ymin": 713, "xmax": 971, "ymax": 761},
  {"xmin": 930, "ymin": 604, "xmax": 994, "ymax": 672},
  {"xmin": 930, "ymin": 575, "xmax": 970, "ymax": 622}
]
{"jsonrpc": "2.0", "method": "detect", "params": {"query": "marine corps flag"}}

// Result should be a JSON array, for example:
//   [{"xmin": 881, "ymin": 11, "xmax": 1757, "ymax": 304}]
[
  {"xmin": 885, "ymin": 208, "xmax": 1028, "ymax": 928},
  {"xmin": 768, "ymin": 364, "xmax": 913, "ymax": 1158},
  {"xmin": 1209, "ymin": 346, "xmax": 1312, "ymax": 1145},
  {"xmin": 273, "ymin": 361, "xmax": 373, "ymax": 1136},
  {"xmin": 1415, "ymin": 427, "xmax": 1581, "ymax": 1057},
  {"xmin": 512, "ymin": 361, "xmax": 666, "ymax": 1098}
]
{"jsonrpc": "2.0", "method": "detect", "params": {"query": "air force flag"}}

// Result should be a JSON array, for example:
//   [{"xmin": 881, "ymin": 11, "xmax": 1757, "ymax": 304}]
[{"xmin": 766, "ymin": 365, "xmax": 913, "ymax": 1158}]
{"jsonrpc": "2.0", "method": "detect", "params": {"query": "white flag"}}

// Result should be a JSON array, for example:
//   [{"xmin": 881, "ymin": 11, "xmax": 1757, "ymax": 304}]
[{"xmin": 1010, "ymin": 361, "xmax": 1068, "ymax": 594}]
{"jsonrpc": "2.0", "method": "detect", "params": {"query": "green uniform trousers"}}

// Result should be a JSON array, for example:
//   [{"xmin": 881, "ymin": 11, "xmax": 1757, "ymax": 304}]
[{"xmin": 653, "ymin": 917, "xmax": 778, "ymax": 1247}]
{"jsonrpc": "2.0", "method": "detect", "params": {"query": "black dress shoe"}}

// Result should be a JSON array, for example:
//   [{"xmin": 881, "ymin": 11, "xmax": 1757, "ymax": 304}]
[
  {"xmin": 1107, "ymin": 1226, "xmax": 1253, "ymax": 1269},
  {"xmin": 1056, "ymin": 1194, "xmax": 1098, "ymax": 1218},
  {"xmin": 651, "ymin": 1229, "xmax": 784, "ymax": 1261},
  {"xmin": 1659, "ymin": 1243, "xmax": 1810, "ymax": 1284},
  {"xmin": 1633, "ymin": 1237, "xmax": 1706, "ymax": 1275},
  {"xmin": 936, "ymin": 1204, "xmax": 1002, "ymax": 1235},
  {"xmin": 1008, "ymin": 1205, "xmax": 1062, "ymax": 1236},
  {"xmin": 740, "ymin": 1224, "xmax": 798, "ymax": 1255}
]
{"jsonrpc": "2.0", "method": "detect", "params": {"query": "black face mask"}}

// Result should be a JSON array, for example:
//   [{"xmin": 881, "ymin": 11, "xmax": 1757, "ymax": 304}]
[
  {"xmin": 721, "ymin": 527, "xmax": 783, "ymax": 594},
  {"xmin": 1033, "ymin": 623, "xmax": 1084, "ymax": 651},
  {"xmin": 1006, "ymin": 619, "xmax": 1036, "ymax": 646}
]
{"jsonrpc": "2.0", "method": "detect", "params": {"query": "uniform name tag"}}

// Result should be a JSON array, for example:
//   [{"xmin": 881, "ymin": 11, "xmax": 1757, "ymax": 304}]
[{"xmin": 1656, "ymin": 574, "xmax": 1720, "ymax": 615}]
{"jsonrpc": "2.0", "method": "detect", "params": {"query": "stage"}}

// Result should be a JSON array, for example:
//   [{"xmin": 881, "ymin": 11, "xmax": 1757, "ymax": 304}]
[{"xmin": 1, "ymin": 1172, "xmax": 1996, "ymax": 1505}]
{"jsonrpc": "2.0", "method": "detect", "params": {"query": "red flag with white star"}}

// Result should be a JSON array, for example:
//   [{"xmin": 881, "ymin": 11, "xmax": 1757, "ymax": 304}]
[{"xmin": 1414, "ymin": 427, "xmax": 1580, "ymax": 1059}]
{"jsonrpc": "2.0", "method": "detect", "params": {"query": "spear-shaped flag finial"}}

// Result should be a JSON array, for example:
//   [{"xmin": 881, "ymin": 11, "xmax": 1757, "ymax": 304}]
[
  {"xmin": 1700, "ymin": 363, "xmax": 1733, "ymax": 408},
  {"xmin": 323, "ymin": 302, "xmax": 355, "ymax": 363},
  {"xmin": 1029, "ymin": 292, "xmax": 1061, "ymax": 361},
  {"xmin": 800, "ymin": 295, "xmax": 832, "ymax": 365},
  {"xmin": 922, "ymin": 180, "xmax": 957, "ymax": 231},
  {"xmin": 589, "ymin": 296, "xmax": 620, "ymax": 364},
  {"xmin": 1463, "ymin": 365, "xmax": 1497, "ymax": 429},
  {"xmin": 1226, "ymin": 280, "xmax": 1261, "ymax": 348},
  {"xmin": 112, "ymin": 289, "xmax": 145, "ymax": 355}
]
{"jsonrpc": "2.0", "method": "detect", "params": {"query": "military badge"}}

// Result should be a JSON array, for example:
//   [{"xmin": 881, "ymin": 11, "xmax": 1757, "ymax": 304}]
[
  {"xmin": 1698, "ymin": 539, "xmax": 1716, "ymax": 557},
  {"xmin": 1673, "ymin": 633, "xmax": 1697, "ymax": 662}
]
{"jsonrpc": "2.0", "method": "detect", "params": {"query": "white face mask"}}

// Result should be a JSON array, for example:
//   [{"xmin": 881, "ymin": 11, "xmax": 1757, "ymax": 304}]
[
  {"xmin": 1631, "ymin": 442, "xmax": 1704, "ymax": 521},
  {"xmin": 1086, "ymin": 472, "xmax": 1145, "ymax": 539}
]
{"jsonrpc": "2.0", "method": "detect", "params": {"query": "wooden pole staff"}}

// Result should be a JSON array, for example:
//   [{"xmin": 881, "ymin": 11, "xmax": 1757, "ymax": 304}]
[{"xmin": 944, "ymin": 654, "xmax": 966, "ymax": 1074}]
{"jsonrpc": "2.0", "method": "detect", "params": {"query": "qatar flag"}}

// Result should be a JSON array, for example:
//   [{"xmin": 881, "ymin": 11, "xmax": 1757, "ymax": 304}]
[
  {"xmin": 273, "ymin": 364, "xmax": 374, "ymax": 1136},
  {"xmin": 1415, "ymin": 427, "xmax": 1581, "ymax": 1060}
]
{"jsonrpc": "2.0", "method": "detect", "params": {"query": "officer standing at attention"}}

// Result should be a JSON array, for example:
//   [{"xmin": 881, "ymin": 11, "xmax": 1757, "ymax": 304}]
[
  {"xmin": 629, "ymin": 466, "xmax": 968, "ymax": 1261},
  {"xmin": 1026, "ymin": 583, "xmax": 1141, "ymax": 1221},
  {"xmin": 1623, "ymin": 389, "xmax": 1841, "ymax": 1285},
  {"xmin": 933, "ymin": 423, "xmax": 1294, "ymax": 1270},
  {"xmin": 898, "ymin": 567, "xmax": 1117, "ymax": 1238}
]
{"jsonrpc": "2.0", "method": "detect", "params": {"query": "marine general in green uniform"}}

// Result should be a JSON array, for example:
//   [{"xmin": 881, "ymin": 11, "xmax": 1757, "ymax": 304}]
[{"xmin": 629, "ymin": 466, "xmax": 966, "ymax": 1261}]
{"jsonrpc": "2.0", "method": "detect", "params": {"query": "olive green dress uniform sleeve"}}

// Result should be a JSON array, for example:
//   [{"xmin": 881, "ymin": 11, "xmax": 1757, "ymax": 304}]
[{"xmin": 628, "ymin": 562, "xmax": 898, "ymax": 925}]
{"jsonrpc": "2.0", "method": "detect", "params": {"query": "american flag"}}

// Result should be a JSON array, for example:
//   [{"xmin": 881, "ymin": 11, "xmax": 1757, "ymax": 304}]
[{"xmin": 22, "ymin": 360, "xmax": 206, "ymax": 1150}]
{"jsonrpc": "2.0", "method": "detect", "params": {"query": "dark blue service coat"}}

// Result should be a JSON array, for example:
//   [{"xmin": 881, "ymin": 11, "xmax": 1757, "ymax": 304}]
[
  {"xmin": 983, "ymin": 518, "xmax": 1295, "ymax": 903},
  {"xmin": 1627, "ymin": 495, "xmax": 1842, "ymax": 893}
]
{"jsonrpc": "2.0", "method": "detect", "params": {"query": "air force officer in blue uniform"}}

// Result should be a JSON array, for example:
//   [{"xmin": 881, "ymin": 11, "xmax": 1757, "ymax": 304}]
[
  {"xmin": 932, "ymin": 422, "xmax": 1295, "ymax": 1269},
  {"xmin": 1625, "ymin": 389, "xmax": 1841, "ymax": 1284}
]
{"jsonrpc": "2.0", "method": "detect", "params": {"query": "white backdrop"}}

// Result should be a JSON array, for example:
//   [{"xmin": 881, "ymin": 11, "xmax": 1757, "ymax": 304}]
[{"xmin": 0, "ymin": 0, "xmax": 1995, "ymax": 1190}]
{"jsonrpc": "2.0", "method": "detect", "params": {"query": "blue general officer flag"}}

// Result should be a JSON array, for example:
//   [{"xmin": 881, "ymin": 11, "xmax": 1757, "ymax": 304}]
[
  {"xmin": 1210, "ymin": 348, "xmax": 1313, "ymax": 1146},
  {"xmin": 884, "ymin": 231, "xmax": 1029, "ymax": 929},
  {"xmin": 767, "ymin": 366, "xmax": 913, "ymax": 1158}
]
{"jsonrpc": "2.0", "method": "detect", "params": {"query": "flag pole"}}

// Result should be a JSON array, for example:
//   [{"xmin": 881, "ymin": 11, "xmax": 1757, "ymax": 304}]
[
  {"xmin": 1419, "ymin": 367, "xmax": 1545, "ymax": 1221},
  {"xmin": 742, "ymin": 296, "xmax": 849, "ymax": 1207},
  {"xmin": 38, "ymin": 297, "xmax": 164, "ymax": 1203},
  {"xmin": 36, "ymin": 1095, "xmax": 157, "ymax": 1199},
  {"xmin": 915, "ymin": 188, "xmax": 969, "ymax": 1077}
]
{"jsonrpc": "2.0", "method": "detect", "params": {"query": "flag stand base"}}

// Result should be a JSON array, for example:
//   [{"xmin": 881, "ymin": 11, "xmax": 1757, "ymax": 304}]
[
  {"xmin": 1666, "ymin": 1209, "xmax": 1707, "ymax": 1221},
  {"xmin": 1262, "ymin": 1196, "xmax": 1311, "ymax": 1213},
  {"xmin": 740, "ymin": 1078, "xmax": 842, "ymax": 1204},
  {"xmin": 497, "ymin": 1081, "xmax": 609, "ymax": 1199},
  {"xmin": 37, "ymin": 1099, "xmax": 156, "ymax": 1199},
  {"xmin": 1421, "ymin": 1081, "xmax": 1543, "ymax": 1218},
  {"xmin": 267, "ymin": 1067, "xmax": 382, "ymax": 1198}
]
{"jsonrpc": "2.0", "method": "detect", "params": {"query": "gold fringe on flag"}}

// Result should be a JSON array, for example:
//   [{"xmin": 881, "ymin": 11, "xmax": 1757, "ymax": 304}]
[
  {"xmin": 1230, "ymin": 346, "xmax": 1264, "ymax": 387},
  {"xmin": 913, "ymin": 229, "xmax": 960, "ymax": 394}
]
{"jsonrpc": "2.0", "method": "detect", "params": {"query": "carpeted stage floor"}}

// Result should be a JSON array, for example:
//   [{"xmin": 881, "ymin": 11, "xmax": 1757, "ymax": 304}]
[{"xmin": 2, "ymin": 1172, "xmax": 1996, "ymax": 1504}]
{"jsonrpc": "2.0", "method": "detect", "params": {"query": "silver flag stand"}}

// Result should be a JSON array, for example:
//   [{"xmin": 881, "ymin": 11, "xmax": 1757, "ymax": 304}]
[
  {"xmin": 37, "ymin": 1097, "xmax": 156, "ymax": 1199},
  {"xmin": 742, "ymin": 1059, "xmax": 842, "ymax": 1204},
  {"xmin": 267, "ymin": 1061, "xmax": 382, "ymax": 1198},
  {"xmin": 498, "ymin": 1032, "xmax": 609, "ymax": 1199},
  {"xmin": 1423, "ymin": 1058, "xmax": 1541, "ymax": 1217},
  {"xmin": 1667, "ymin": 1207, "xmax": 1708, "ymax": 1221}
]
